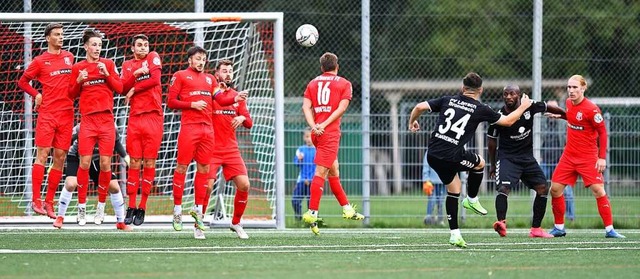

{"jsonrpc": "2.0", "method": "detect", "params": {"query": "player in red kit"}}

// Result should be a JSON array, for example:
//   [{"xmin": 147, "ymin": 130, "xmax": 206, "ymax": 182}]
[
  {"xmin": 301, "ymin": 52, "xmax": 364, "ymax": 235},
  {"xmin": 548, "ymin": 75, "xmax": 625, "ymax": 238},
  {"xmin": 18, "ymin": 23, "xmax": 74, "ymax": 219},
  {"xmin": 167, "ymin": 47, "xmax": 247, "ymax": 232},
  {"xmin": 120, "ymin": 34, "xmax": 163, "ymax": 226},
  {"xmin": 68, "ymin": 29, "xmax": 130, "ymax": 231},
  {"xmin": 199, "ymin": 60, "xmax": 252, "ymax": 240}
]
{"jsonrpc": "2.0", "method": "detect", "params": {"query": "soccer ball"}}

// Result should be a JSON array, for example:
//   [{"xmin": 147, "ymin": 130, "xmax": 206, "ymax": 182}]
[{"xmin": 296, "ymin": 24, "xmax": 319, "ymax": 47}]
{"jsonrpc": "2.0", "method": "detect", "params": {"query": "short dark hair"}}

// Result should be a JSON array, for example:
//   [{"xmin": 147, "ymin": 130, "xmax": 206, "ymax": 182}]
[
  {"xmin": 320, "ymin": 52, "xmax": 338, "ymax": 72},
  {"xmin": 186, "ymin": 46, "xmax": 207, "ymax": 59},
  {"xmin": 82, "ymin": 29, "xmax": 102, "ymax": 45},
  {"xmin": 131, "ymin": 34, "xmax": 148, "ymax": 45},
  {"xmin": 44, "ymin": 23, "xmax": 63, "ymax": 37},
  {"xmin": 463, "ymin": 72, "xmax": 483, "ymax": 89},
  {"xmin": 216, "ymin": 59, "xmax": 233, "ymax": 70}
]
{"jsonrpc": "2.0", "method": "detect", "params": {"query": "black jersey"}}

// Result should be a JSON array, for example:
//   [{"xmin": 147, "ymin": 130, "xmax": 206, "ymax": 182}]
[
  {"xmin": 487, "ymin": 100, "xmax": 547, "ymax": 159},
  {"xmin": 427, "ymin": 94, "xmax": 501, "ymax": 161}
]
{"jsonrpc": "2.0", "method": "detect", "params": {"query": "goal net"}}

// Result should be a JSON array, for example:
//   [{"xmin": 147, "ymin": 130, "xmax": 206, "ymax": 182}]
[{"xmin": 0, "ymin": 13, "xmax": 285, "ymax": 228}]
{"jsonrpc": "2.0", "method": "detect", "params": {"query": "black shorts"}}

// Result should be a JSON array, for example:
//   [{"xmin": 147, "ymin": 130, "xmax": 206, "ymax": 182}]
[
  {"xmin": 427, "ymin": 150, "xmax": 482, "ymax": 185},
  {"xmin": 64, "ymin": 155, "xmax": 117, "ymax": 183},
  {"xmin": 495, "ymin": 157, "xmax": 547, "ymax": 189}
]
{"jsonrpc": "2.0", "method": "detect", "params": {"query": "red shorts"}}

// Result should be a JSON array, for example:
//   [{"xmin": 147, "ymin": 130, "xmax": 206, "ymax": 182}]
[
  {"xmin": 78, "ymin": 112, "xmax": 115, "ymax": 156},
  {"xmin": 312, "ymin": 132, "xmax": 340, "ymax": 169},
  {"xmin": 552, "ymin": 154, "xmax": 604, "ymax": 187},
  {"xmin": 35, "ymin": 110, "xmax": 74, "ymax": 151},
  {"xmin": 176, "ymin": 123, "xmax": 214, "ymax": 165},
  {"xmin": 126, "ymin": 112, "xmax": 163, "ymax": 159},
  {"xmin": 209, "ymin": 150, "xmax": 247, "ymax": 181}
]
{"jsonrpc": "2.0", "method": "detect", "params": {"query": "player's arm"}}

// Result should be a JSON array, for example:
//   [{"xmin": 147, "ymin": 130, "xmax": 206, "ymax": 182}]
[
  {"xmin": 18, "ymin": 60, "xmax": 41, "ymax": 98},
  {"xmin": 495, "ymin": 94, "xmax": 532, "ymax": 127},
  {"xmin": 317, "ymin": 99, "xmax": 349, "ymax": 131},
  {"xmin": 302, "ymin": 87, "xmax": 316, "ymax": 130},
  {"xmin": 487, "ymin": 127, "xmax": 498, "ymax": 178},
  {"xmin": 594, "ymin": 111, "xmax": 607, "ymax": 172},
  {"xmin": 408, "ymin": 101, "xmax": 432, "ymax": 132},
  {"xmin": 237, "ymin": 101, "xmax": 253, "ymax": 129},
  {"xmin": 546, "ymin": 102, "xmax": 567, "ymax": 120},
  {"xmin": 121, "ymin": 61, "xmax": 136, "ymax": 93},
  {"xmin": 104, "ymin": 61, "xmax": 123, "ymax": 94},
  {"xmin": 68, "ymin": 65, "xmax": 82, "ymax": 99},
  {"xmin": 166, "ymin": 74, "xmax": 191, "ymax": 109}
]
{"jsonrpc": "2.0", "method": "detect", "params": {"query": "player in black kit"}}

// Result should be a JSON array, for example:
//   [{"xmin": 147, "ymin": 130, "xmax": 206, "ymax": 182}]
[
  {"xmin": 487, "ymin": 85, "xmax": 565, "ymax": 238},
  {"xmin": 409, "ymin": 72, "xmax": 532, "ymax": 248}
]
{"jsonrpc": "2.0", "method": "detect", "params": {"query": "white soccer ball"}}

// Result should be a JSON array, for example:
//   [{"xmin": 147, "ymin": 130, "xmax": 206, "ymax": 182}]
[{"xmin": 296, "ymin": 24, "xmax": 319, "ymax": 47}]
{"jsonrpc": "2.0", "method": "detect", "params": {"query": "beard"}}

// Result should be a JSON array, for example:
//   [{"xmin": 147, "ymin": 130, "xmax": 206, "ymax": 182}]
[{"xmin": 223, "ymin": 80, "xmax": 235, "ymax": 88}]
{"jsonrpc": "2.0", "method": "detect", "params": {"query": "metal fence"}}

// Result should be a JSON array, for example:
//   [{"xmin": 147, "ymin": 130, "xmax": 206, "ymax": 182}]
[{"xmin": 2, "ymin": 0, "xmax": 639, "ymax": 226}]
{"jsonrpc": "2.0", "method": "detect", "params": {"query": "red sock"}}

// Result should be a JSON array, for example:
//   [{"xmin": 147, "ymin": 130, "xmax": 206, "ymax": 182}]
[
  {"xmin": 138, "ymin": 167, "xmax": 155, "ymax": 210},
  {"xmin": 31, "ymin": 164, "xmax": 45, "ymax": 202},
  {"xmin": 328, "ymin": 176, "xmax": 349, "ymax": 206},
  {"xmin": 172, "ymin": 171, "xmax": 186, "ymax": 206},
  {"xmin": 596, "ymin": 195, "xmax": 614, "ymax": 227},
  {"xmin": 126, "ymin": 168, "xmax": 140, "ymax": 208},
  {"xmin": 45, "ymin": 168, "xmax": 62, "ymax": 203},
  {"xmin": 232, "ymin": 189, "xmax": 249, "ymax": 225},
  {"xmin": 98, "ymin": 170, "xmax": 111, "ymax": 203},
  {"xmin": 309, "ymin": 176, "xmax": 325, "ymax": 211},
  {"xmin": 77, "ymin": 167, "xmax": 89, "ymax": 204},
  {"xmin": 194, "ymin": 172, "xmax": 207, "ymax": 206},
  {"xmin": 203, "ymin": 185, "xmax": 213, "ymax": 214},
  {"xmin": 552, "ymin": 195, "xmax": 566, "ymax": 225}
]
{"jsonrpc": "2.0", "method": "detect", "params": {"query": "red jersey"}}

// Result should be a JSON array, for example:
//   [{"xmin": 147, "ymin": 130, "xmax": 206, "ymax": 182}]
[
  {"xmin": 564, "ymin": 98, "xmax": 607, "ymax": 159},
  {"xmin": 212, "ymin": 88, "xmax": 253, "ymax": 153},
  {"xmin": 121, "ymin": 51, "xmax": 163, "ymax": 115},
  {"xmin": 68, "ymin": 58, "xmax": 123, "ymax": 115},
  {"xmin": 167, "ymin": 68, "xmax": 217, "ymax": 126},
  {"xmin": 303, "ymin": 72, "xmax": 352, "ymax": 134},
  {"xmin": 18, "ymin": 50, "xmax": 74, "ymax": 113}
]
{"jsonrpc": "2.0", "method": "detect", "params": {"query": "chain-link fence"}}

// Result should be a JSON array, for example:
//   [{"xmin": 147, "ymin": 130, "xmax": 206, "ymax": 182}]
[{"xmin": 2, "ymin": 0, "xmax": 639, "ymax": 227}]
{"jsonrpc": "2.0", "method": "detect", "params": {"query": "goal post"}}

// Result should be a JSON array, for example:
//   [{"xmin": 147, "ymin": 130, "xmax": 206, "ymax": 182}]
[{"xmin": 0, "ymin": 13, "xmax": 286, "ymax": 229}]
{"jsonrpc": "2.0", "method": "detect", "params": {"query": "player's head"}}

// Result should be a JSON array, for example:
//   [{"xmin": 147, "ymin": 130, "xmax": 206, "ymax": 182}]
[
  {"xmin": 82, "ymin": 29, "xmax": 103, "ymax": 61},
  {"xmin": 462, "ymin": 72, "xmax": 483, "ymax": 95},
  {"xmin": 44, "ymin": 23, "xmax": 64, "ymax": 50},
  {"xmin": 567, "ymin": 75, "xmax": 587, "ymax": 102},
  {"xmin": 186, "ymin": 46, "xmax": 207, "ymax": 72},
  {"xmin": 502, "ymin": 84, "xmax": 521, "ymax": 110},
  {"xmin": 130, "ymin": 34, "xmax": 149, "ymax": 60},
  {"xmin": 319, "ymin": 52, "xmax": 339, "ymax": 73},
  {"xmin": 216, "ymin": 59, "xmax": 235, "ymax": 88},
  {"xmin": 302, "ymin": 128, "xmax": 313, "ymax": 146}
]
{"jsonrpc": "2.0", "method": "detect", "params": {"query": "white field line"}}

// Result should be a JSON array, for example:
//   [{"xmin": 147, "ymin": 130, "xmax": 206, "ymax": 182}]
[
  {"xmin": 2, "ymin": 246, "xmax": 640, "ymax": 254},
  {"xmin": 1, "ymin": 227, "xmax": 639, "ymax": 235}
]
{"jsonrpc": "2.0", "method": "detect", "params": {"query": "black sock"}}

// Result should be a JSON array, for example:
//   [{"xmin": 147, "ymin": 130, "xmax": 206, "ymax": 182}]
[
  {"xmin": 467, "ymin": 171, "xmax": 483, "ymax": 198},
  {"xmin": 495, "ymin": 192, "xmax": 508, "ymax": 221},
  {"xmin": 532, "ymin": 193, "xmax": 548, "ymax": 228},
  {"xmin": 446, "ymin": 192, "xmax": 461, "ymax": 230}
]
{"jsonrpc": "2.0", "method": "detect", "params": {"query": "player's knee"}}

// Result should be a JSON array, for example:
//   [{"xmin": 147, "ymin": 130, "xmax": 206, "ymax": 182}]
[
  {"xmin": 130, "ymin": 158, "xmax": 142, "ymax": 169},
  {"xmin": 315, "ymin": 167, "xmax": 329, "ymax": 178},
  {"xmin": 474, "ymin": 157, "xmax": 486, "ymax": 170},
  {"xmin": 65, "ymin": 178, "xmax": 77, "ymax": 191},
  {"xmin": 175, "ymin": 164, "xmax": 188, "ymax": 174},
  {"xmin": 497, "ymin": 185, "xmax": 510, "ymax": 196},
  {"xmin": 108, "ymin": 181, "xmax": 120, "ymax": 194},
  {"xmin": 533, "ymin": 184, "xmax": 549, "ymax": 196},
  {"xmin": 549, "ymin": 183, "xmax": 565, "ymax": 197},
  {"xmin": 99, "ymin": 158, "xmax": 111, "ymax": 171},
  {"xmin": 143, "ymin": 159, "xmax": 156, "ymax": 169},
  {"xmin": 589, "ymin": 184, "xmax": 606, "ymax": 198}
]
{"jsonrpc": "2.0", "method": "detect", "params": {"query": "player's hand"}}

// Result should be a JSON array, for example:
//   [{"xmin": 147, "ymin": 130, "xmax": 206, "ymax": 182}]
[
  {"xmin": 77, "ymin": 69, "xmax": 89, "ymax": 83},
  {"xmin": 97, "ymin": 62, "xmax": 109, "ymax": 76},
  {"xmin": 544, "ymin": 112, "xmax": 562, "ymax": 119},
  {"xmin": 231, "ymin": 115, "xmax": 246, "ymax": 129},
  {"xmin": 191, "ymin": 100, "xmax": 207, "ymax": 111},
  {"xmin": 304, "ymin": 180, "xmax": 310, "ymax": 186},
  {"xmin": 218, "ymin": 82, "xmax": 228, "ymax": 91},
  {"xmin": 520, "ymin": 94, "xmax": 532, "ymax": 109},
  {"xmin": 409, "ymin": 120, "xmax": 420, "ymax": 132},
  {"xmin": 296, "ymin": 149, "xmax": 304, "ymax": 161},
  {"xmin": 489, "ymin": 165, "xmax": 496, "ymax": 179},
  {"xmin": 133, "ymin": 66, "xmax": 149, "ymax": 77},
  {"xmin": 33, "ymin": 93, "xmax": 42, "ymax": 112},
  {"xmin": 313, "ymin": 123, "xmax": 325, "ymax": 136},
  {"xmin": 124, "ymin": 155, "xmax": 131, "ymax": 167},
  {"xmin": 234, "ymin": 91, "xmax": 248, "ymax": 102},
  {"xmin": 423, "ymin": 180, "xmax": 434, "ymax": 196},
  {"xmin": 124, "ymin": 88, "xmax": 135, "ymax": 105},
  {"xmin": 596, "ymin": 158, "xmax": 606, "ymax": 173}
]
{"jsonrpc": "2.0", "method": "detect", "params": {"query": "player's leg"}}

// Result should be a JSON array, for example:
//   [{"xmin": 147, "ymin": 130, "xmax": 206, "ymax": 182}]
[
  {"xmin": 520, "ymin": 162, "xmax": 553, "ymax": 238},
  {"xmin": 135, "ymin": 114, "xmax": 162, "ymax": 225},
  {"xmin": 44, "ymin": 115, "xmax": 73, "ymax": 218},
  {"xmin": 171, "ymin": 128, "xmax": 197, "ymax": 231},
  {"xmin": 427, "ymin": 155, "xmax": 466, "ymax": 248},
  {"xmin": 548, "ymin": 157, "xmax": 576, "ymax": 237},
  {"xmin": 125, "ymin": 115, "xmax": 142, "ymax": 217},
  {"xmin": 92, "ymin": 159, "xmax": 107, "ymax": 225},
  {"xmin": 564, "ymin": 186, "xmax": 575, "ymax": 221},
  {"xmin": 54, "ymin": 156, "xmax": 79, "ymax": 229},
  {"xmin": 327, "ymin": 160, "xmax": 363, "ymax": 220},
  {"xmin": 133, "ymin": 159, "xmax": 156, "ymax": 226},
  {"xmin": 107, "ymin": 176, "xmax": 131, "ymax": 231},
  {"xmin": 188, "ymin": 162, "xmax": 209, "ymax": 231},
  {"xmin": 31, "ymin": 113, "xmax": 56, "ymax": 215},
  {"xmin": 96, "ymin": 119, "xmax": 115, "ymax": 213},
  {"xmin": 76, "ymin": 122, "xmax": 98, "ymax": 226},
  {"xmin": 230, "ymin": 173, "xmax": 250, "ymax": 239},
  {"xmin": 492, "ymin": 158, "xmax": 521, "ymax": 237},
  {"xmin": 578, "ymin": 160, "xmax": 625, "ymax": 238},
  {"xmin": 461, "ymin": 152, "xmax": 488, "ymax": 215},
  {"xmin": 435, "ymin": 184, "xmax": 445, "ymax": 224},
  {"xmin": 203, "ymin": 163, "xmax": 221, "ymax": 215}
]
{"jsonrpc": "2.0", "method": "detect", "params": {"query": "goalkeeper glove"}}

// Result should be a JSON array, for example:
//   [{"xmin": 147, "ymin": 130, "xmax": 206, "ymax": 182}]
[{"xmin": 422, "ymin": 180, "xmax": 434, "ymax": 196}]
